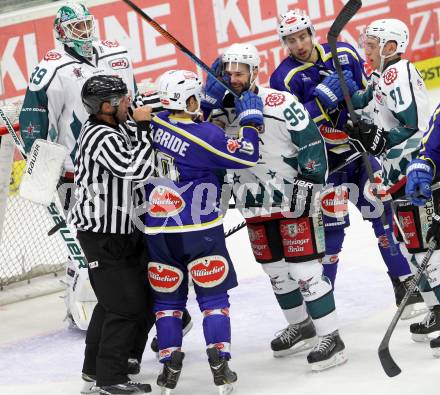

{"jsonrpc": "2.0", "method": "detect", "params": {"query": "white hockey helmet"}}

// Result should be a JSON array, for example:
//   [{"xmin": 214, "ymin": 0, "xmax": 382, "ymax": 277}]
[
  {"xmin": 365, "ymin": 19, "xmax": 409, "ymax": 54},
  {"xmin": 157, "ymin": 70, "xmax": 202, "ymax": 115},
  {"xmin": 277, "ymin": 9, "xmax": 315, "ymax": 39},
  {"xmin": 222, "ymin": 43, "xmax": 260, "ymax": 70}
]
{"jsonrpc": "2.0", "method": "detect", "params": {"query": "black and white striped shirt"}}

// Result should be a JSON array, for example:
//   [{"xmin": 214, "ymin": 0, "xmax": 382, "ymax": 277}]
[{"xmin": 68, "ymin": 117, "xmax": 154, "ymax": 234}]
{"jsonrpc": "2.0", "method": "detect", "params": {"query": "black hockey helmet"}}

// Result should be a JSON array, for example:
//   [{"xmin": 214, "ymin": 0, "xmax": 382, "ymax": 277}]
[{"xmin": 81, "ymin": 75, "xmax": 128, "ymax": 114}]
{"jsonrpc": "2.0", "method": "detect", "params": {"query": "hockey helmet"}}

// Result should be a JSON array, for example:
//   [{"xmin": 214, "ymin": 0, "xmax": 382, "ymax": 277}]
[
  {"xmin": 365, "ymin": 19, "xmax": 409, "ymax": 55},
  {"xmin": 157, "ymin": 70, "xmax": 202, "ymax": 115},
  {"xmin": 54, "ymin": 1, "xmax": 97, "ymax": 58},
  {"xmin": 277, "ymin": 9, "xmax": 315, "ymax": 40},
  {"xmin": 81, "ymin": 75, "xmax": 128, "ymax": 115}
]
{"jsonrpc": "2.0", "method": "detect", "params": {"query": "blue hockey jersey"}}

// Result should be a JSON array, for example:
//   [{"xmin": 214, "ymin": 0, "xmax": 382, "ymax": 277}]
[
  {"xmin": 144, "ymin": 111, "xmax": 259, "ymax": 234},
  {"xmin": 419, "ymin": 103, "xmax": 440, "ymax": 176},
  {"xmin": 270, "ymin": 42, "xmax": 367, "ymax": 169}
]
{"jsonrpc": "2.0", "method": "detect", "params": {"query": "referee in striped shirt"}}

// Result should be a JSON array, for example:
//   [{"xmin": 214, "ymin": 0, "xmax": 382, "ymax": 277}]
[{"xmin": 68, "ymin": 75, "xmax": 153, "ymax": 394}]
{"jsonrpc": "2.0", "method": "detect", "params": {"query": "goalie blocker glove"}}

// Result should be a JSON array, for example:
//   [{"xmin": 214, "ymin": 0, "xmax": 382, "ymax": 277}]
[
  {"xmin": 345, "ymin": 119, "xmax": 386, "ymax": 156},
  {"xmin": 405, "ymin": 159, "xmax": 434, "ymax": 206}
]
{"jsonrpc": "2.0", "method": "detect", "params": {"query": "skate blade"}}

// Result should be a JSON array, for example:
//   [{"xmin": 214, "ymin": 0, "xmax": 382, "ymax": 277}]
[
  {"xmin": 400, "ymin": 304, "xmax": 428, "ymax": 320},
  {"xmin": 412, "ymin": 333, "xmax": 433, "ymax": 343},
  {"xmin": 432, "ymin": 348, "xmax": 440, "ymax": 358},
  {"xmin": 161, "ymin": 387, "xmax": 173, "ymax": 395},
  {"xmin": 217, "ymin": 383, "xmax": 234, "ymax": 395},
  {"xmin": 273, "ymin": 337, "xmax": 317, "ymax": 358},
  {"xmin": 80, "ymin": 383, "xmax": 100, "ymax": 394},
  {"xmin": 310, "ymin": 350, "xmax": 347, "ymax": 372},
  {"xmin": 183, "ymin": 321, "xmax": 194, "ymax": 337}
]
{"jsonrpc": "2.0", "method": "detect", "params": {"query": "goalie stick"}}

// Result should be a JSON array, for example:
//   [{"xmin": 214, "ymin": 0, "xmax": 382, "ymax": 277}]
[
  {"xmin": 122, "ymin": 0, "xmax": 238, "ymax": 98},
  {"xmin": 0, "ymin": 107, "xmax": 88, "ymax": 266}
]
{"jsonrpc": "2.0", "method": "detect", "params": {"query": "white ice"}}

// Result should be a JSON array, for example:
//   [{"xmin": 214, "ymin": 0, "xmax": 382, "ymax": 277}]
[{"xmin": 2, "ymin": 89, "xmax": 440, "ymax": 395}]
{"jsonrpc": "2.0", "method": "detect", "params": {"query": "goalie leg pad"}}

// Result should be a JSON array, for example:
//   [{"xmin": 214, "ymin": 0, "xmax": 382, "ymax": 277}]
[
  {"xmin": 261, "ymin": 260, "xmax": 307, "ymax": 324},
  {"xmin": 288, "ymin": 260, "xmax": 338, "ymax": 336}
]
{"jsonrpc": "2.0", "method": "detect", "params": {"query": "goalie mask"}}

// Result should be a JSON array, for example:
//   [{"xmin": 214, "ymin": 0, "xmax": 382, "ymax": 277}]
[
  {"xmin": 54, "ymin": 2, "xmax": 97, "ymax": 58},
  {"xmin": 157, "ymin": 70, "xmax": 202, "ymax": 116},
  {"xmin": 81, "ymin": 75, "xmax": 128, "ymax": 116},
  {"xmin": 361, "ymin": 19, "xmax": 409, "ymax": 72}
]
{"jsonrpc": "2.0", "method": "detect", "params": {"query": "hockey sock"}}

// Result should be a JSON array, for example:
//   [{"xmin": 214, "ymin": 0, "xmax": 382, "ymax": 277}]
[
  {"xmin": 154, "ymin": 300, "xmax": 186, "ymax": 362},
  {"xmin": 198, "ymin": 293, "xmax": 231, "ymax": 359},
  {"xmin": 322, "ymin": 255, "xmax": 339, "ymax": 289}
]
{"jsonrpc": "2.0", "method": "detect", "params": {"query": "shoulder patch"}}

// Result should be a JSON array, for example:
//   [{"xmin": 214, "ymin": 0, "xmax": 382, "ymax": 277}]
[
  {"xmin": 265, "ymin": 92, "xmax": 286, "ymax": 107},
  {"xmin": 383, "ymin": 67, "xmax": 398, "ymax": 85},
  {"xmin": 44, "ymin": 51, "xmax": 62, "ymax": 61},
  {"xmin": 101, "ymin": 39, "xmax": 120, "ymax": 48},
  {"xmin": 108, "ymin": 57, "xmax": 130, "ymax": 70}
]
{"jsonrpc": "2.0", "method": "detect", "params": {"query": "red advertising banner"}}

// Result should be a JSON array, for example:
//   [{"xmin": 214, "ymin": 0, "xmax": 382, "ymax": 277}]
[{"xmin": 1, "ymin": 0, "xmax": 440, "ymax": 101}]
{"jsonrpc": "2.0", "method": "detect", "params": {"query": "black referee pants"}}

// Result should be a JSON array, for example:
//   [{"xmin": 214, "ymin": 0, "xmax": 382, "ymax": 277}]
[{"xmin": 77, "ymin": 229, "xmax": 154, "ymax": 386}]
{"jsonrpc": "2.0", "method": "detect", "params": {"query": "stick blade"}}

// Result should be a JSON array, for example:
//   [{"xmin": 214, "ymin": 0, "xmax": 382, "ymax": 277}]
[
  {"xmin": 328, "ymin": 0, "xmax": 362, "ymax": 38},
  {"xmin": 378, "ymin": 343, "xmax": 402, "ymax": 377}
]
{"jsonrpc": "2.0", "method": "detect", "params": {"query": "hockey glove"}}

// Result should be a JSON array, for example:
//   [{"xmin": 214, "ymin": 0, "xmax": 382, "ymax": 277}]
[
  {"xmin": 313, "ymin": 70, "xmax": 358, "ymax": 110},
  {"xmin": 345, "ymin": 119, "xmax": 386, "ymax": 156},
  {"xmin": 290, "ymin": 176, "xmax": 322, "ymax": 217},
  {"xmin": 235, "ymin": 91, "xmax": 264, "ymax": 127},
  {"xmin": 201, "ymin": 58, "xmax": 229, "ymax": 111},
  {"xmin": 405, "ymin": 159, "xmax": 433, "ymax": 206},
  {"xmin": 427, "ymin": 213, "xmax": 440, "ymax": 245}
]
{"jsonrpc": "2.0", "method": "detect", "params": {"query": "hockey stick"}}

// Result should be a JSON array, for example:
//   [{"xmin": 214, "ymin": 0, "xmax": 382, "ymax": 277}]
[
  {"xmin": 327, "ymin": 0, "xmax": 398, "ymax": 256},
  {"xmin": 378, "ymin": 238, "xmax": 437, "ymax": 376},
  {"xmin": 121, "ymin": 0, "xmax": 238, "ymax": 98}
]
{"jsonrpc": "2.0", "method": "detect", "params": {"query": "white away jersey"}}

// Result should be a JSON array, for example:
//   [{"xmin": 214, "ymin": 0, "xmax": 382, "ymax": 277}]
[
  {"xmin": 211, "ymin": 87, "xmax": 328, "ymax": 218},
  {"xmin": 19, "ymin": 40, "xmax": 136, "ymax": 173}
]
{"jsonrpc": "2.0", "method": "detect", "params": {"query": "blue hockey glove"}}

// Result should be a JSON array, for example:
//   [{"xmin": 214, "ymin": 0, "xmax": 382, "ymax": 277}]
[
  {"xmin": 342, "ymin": 69, "xmax": 359, "ymax": 96},
  {"xmin": 201, "ymin": 57, "xmax": 229, "ymax": 111},
  {"xmin": 235, "ymin": 91, "xmax": 264, "ymax": 127},
  {"xmin": 314, "ymin": 70, "xmax": 358, "ymax": 110},
  {"xmin": 405, "ymin": 159, "xmax": 433, "ymax": 206},
  {"xmin": 345, "ymin": 119, "xmax": 386, "ymax": 156}
]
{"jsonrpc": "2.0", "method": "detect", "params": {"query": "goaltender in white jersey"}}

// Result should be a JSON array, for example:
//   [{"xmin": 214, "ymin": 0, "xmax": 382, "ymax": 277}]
[{"xmin": 18, "ymin": 2, "xmax": 137, "ymax": 331}]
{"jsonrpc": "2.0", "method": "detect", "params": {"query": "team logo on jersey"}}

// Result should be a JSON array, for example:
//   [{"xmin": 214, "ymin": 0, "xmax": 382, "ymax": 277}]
[
  {"xmin": 265, "ymin": 92, "xmax": 286, "ymax": 107},
  {"xmin": 72, "ymin": 66, "xmax": 84, "ymax": 79},
  {"xmin": 148, "ymin": 262, "xmax": 183, "ymax": 293},
  {"xmin": 101, "ymin": 39, "xmax": 119, "ymax": 48},
  {"xmin": 383, "ymin": 67, "xmax": 398, "ymax": 85},
  {"xmin": 148, "ymin": 185, "xmax": 186, "ymax": 217},
  {"xmin": 109, "ymin": 57, "xmax": 129, "ymax": 70},
  {"xmin": 319, "ymin": 125, "xmax": 348, "ymax": 144},
  {"xmin": 44, "ymin": 51, "xmax": 62, "ymax": 61},
  {"xmin": 321, "ymin": 186, "xmax": 349, "ymax": 217},
  {"xmin": 227, "ymin": 138, "xmax": 241, "ymax": 153},
  {"xmin": 338, "ymin": 54, "xmax": 349, "ymax": 65},
  {"xmin": 188, "ymin": 255, "xmax": 229, "ymax": 288}
]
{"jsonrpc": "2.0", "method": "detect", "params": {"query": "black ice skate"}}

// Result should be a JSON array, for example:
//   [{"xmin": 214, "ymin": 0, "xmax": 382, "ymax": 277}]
[
  {"xmin": 391, "ymin": 275, "xmax": 426, "ymax": 320},
  {"xmin": 81, "ymin": 373, "xmax": 99, "ymax": 394},
  {"xmin": 430, "ymin": 335, "xmax": 440, "ymax": 358},
  {"xmin": 127, "ymin": 358, "xmax": 140, "ymax": 375},
  {"xmin": 271, "ymin": 316, "xmax": 317, "ymax": 357},
  {"xmin": 151, "ymin": 309, "xmax": 193, "ymax": 353},
  {"xmin": 157, "ymin": 350, "xmax": 185, "ymax": 395},
  {"xmin": 410, "ymin": 306, "xmax": 440, "ymax": 342},
  {"xmin": 99, "ymin": 381, "xmax": 151, "ymax": 394},
  {"xmin": 207, "ymin": 347, "xmax": 237, "ymax": 395},
  {"xmin": 306, "ymin": 330, "xmax": 347, "ymax": 372}
]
